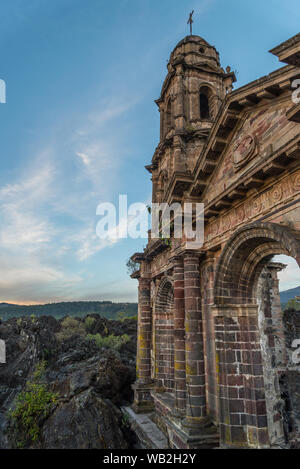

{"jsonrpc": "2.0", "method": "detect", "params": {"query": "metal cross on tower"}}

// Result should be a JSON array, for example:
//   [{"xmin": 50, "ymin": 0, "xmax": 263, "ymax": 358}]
[{"xmin": 187, "ymin": 10, "xmax": 194, "ymax": 35}]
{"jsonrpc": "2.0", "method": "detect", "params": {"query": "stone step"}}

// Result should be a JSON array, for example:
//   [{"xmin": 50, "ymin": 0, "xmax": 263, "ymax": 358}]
[{"xmin": 121, "ymin": 406, "xmax": 169, "ymax": 449}]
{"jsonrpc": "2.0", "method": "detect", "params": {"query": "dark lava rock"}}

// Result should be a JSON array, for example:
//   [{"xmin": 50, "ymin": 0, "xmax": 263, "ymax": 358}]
[
  {"xmin": 0, "ymin": 314, "xmax": 137, "ymax": 449},
  {"xmin": 41, "ymin": 389, "xmax": 127, "ymax": 449}
]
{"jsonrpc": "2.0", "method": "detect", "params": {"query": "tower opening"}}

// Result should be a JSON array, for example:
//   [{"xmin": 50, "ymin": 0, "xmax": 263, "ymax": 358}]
[
  {"xmin": 165, "ymin": 100, "xmax": 172, "ymax": 135},
  {"xmin": 200, "ymin": 87, "xmax": 210, "ymax": 119}
]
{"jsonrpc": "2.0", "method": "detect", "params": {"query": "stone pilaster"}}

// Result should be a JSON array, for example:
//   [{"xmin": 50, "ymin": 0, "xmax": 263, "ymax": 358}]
[
  {"xmin": 173, "ymin": 65, "xmax": 185, "ymax": 132},
  {"xmin": 132, "ymin": 276, "xmax": 154, "ymax": 413},
  {"xmin": 172, "ymin": 256, "xmax": 186, "ymax": 414},
  {"xmin": 183, "ymin": 252, "xmax": 207, "ymax": 424},
  {"xmin": 173, "ymin": 135, "xmax": 186, "ymax": 173}
]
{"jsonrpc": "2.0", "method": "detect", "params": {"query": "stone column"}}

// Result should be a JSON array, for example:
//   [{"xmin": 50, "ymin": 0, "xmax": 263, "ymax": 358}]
[
  {"xmin": 173, "ymin": 256, "xmax": 186, "ymax": 414},
  {"xmin": 257, "ymin": 263, "xmax": 287, "ymax": 445},
  {"xmin": 173, "ymin": 135, "xmax": 186, "ymax": 173},
  {"xmin": 132, "ymin": 276, "xmax": 153, "ymax": 413},
  {"xmin": 266, "ymin": 263, "xmax": 287, "ymax": 365},
  {"xmin": 183, "ymin": 252, "xmax": 207, "ymax": 426}
]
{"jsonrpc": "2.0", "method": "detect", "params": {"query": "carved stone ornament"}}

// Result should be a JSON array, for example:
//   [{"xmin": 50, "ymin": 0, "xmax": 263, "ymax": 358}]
[{"xmin": 232, "ymin": 134, "xmax": 258, "ymax": 171}]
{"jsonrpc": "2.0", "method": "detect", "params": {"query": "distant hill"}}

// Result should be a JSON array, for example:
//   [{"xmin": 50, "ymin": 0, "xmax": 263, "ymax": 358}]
[
  {"xmin": 280, "ymin": 286, "xmax": 300, "ymax": 303},
  {"xmin": 0, "ymin": 301, "xmax": 138, "ymax": 321},
  {"xmin": 1, "ymin": 286, "xmax": 298, "ymax": 321}
]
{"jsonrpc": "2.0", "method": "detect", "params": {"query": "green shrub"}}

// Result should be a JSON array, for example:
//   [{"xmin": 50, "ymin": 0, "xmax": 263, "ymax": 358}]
[
  {"xmin": 84, "ymin": 316, "xmax": 96, "ymax": 332},
  {"xmin": 121, "ymin": 413, "xmax": 130, "ymax": 429},
  {"xmin": 117, "ymin": 311, "xmax": 127, "ymax": 321},
  {"xmin": 9, "ymin": 361, "xmax": 58, "ymax": 448},
  {"xmin": 125, "ymin": 315, "xmax": 137, "ymax": 321},
  {"xmin": 117, "ymin": 311, "xmax": 137, "ymax": 322},
  {"xmin": 87, "ymin": 333, "xmax": 130, "ymax": 351},
  {"xmin": 285, "ymin": 298, "xmax": 300, "ymax": 311},
  {"xmin": 56, "ymin": 317, "xmax": 86, "ymax": 341}
]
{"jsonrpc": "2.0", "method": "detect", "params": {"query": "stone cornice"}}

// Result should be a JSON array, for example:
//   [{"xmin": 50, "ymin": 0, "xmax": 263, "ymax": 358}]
[
  {"xmin": 201, "ymin": 135, "xmax": 300, "ymax": 222},
  {"xmin": 270, "ymin": 33, "xmax": 300, "ymax": 67},
  {"xmin": 130, "ymin": 252, "xmax": 145, "ymax": 263},
  {"xmin": 144, "ymin": 239, "xmax": 169, "ymax": 261},
  {"xmin": 151, "ymin": 127, "xmax": 210, "ymax": 167},
  {"xmin": 286, "ymin": 102, "xmax": 300, "ymax": 123}
]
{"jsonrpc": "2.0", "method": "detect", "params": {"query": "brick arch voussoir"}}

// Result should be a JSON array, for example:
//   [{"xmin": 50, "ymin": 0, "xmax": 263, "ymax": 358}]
[
  {"xmin": 155, "ymin": 276, "xmax": 174, "ymax": 315},
  {"xmin": 214, "ymin": 222, "xmax": 300, "ymax": 305},
  {"xmin": 240, "ymin": 242, "xmax": 290, "ymax": 303}
]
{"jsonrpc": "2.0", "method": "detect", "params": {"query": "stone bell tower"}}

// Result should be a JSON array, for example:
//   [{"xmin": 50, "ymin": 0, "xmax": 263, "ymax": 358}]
[{"xmin": 147, "ymin": 35, "xmax": 236, "ymax": 204}]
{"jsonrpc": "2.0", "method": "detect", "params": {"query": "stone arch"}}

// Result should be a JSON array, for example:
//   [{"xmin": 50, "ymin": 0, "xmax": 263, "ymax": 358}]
[
  {"xmin": 214, "ymin": 222, "xmax": 300, "ymax": 306},
  {"xmin": 155, "ymin": 276, "xmax": 174, "ymax": 314},
  {"xmin": 212, "ymin": 222, "xmax": 300, "ymax": 448},
  {"xmin": 198, "ymin": 83, "xmax": 221, "ymax": 120},
  {"xmin": 154, "ymin": 277, "xmax": 174, "ymax": 391}
]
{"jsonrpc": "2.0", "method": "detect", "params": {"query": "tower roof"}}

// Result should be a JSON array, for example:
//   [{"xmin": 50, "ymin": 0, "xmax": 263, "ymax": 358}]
[
  {"xmin": 174, "ymin": 35, "xmax": 211, "ymax": 50},
  {"xmin": 168, "ymin": 34, "xmax": 221, "ymax": 69}
]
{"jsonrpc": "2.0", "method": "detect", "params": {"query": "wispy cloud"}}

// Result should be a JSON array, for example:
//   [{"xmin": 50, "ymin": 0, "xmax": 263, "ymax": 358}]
[
  {"xmin": 70, "ymin": 226, "xmax": 116, "ymax": 261},
  {"xmin": 0, "ymin": 155, "xmax": 82, "ymax": 302},
  {"xmin": 0, "ymin": 159, "xmax": 55, "ymax": 252},
  {"xmin": 76, "ymin": 152, "xmax": 91, "ymax": 167},
  {"xmin": 72, "ymin": 98, "xmax": 139, "ymax": 191},
  {"xmin": 0, "ymin": 93, "xmax": 142, "ymax": 303},
  {"xmin": 76, "ymin": 101, "xmax": 135, "ymax": 137}
]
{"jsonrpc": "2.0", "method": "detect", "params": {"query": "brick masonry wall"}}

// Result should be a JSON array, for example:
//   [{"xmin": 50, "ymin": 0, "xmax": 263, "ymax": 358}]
[
  {"xmin": 201, "ymin": 258, "xmax": 219, "ymax": 422},
  {"xmin": 154, "ymin": 279, "xmax": 174, "ymax": 392},
  {"xmin": 214, "ymin": 306, "xmax": 269, "ymax": 448},
  {"xmin": 184, "ymin": 253, "xmax": 206, "ymax": 419},
  {"xmin": 173, "ymin": 257, "xmax": 186, "ymax": 413},
  {"xmin": 155, "ymin": 316, "xmax": 174, "ymax": 391}
]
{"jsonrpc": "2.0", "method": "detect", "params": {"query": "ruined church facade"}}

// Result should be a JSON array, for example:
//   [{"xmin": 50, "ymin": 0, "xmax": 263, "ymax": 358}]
[{"xmin": 130, "ymin": 34, "xmax": 300, "ymax": 449}]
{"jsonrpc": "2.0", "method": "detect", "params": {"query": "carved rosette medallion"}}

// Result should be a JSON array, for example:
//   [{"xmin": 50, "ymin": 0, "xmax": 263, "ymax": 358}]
[
  {"xmin": 293, "ymin": 173, "xmax": 300, "ymax": 192},
  {"xmin": 272, "ymin": 185, "xmax": 283, "ymax": 203},
  {"xmin": 210, "ymin": 220, "xmax": 220, "ymax": 237},
  {"xmin": 232, "ymin": 134, "xmax": 258, "ymax": 171},
  {"xmin": 222, "ymin": 215, "xmax": 231, "ymax": 231},
  {"xmin": 236, "ymin": 205, "xmax": 245, "ymax": 223},
  {"xmin": 252, "ymin": 197, "xmax": 262, "ymax": 216}
]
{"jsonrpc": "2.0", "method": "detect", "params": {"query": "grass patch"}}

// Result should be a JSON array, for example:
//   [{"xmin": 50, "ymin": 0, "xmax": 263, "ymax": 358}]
[
  {"xmin": 9, "ymin": 361, "xmax": 58, "ymax": 448},
  {"xmin": 87, "ymin": 333, "xmax": 130, "ymax": 351},
  {"xmin": 56, "ymin": 317, "xmax": 86, "ymax": 341}
]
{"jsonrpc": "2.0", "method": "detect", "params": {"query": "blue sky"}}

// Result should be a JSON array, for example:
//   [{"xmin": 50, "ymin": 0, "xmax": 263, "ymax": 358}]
[{"xmin": 0, "ymin": 0, "xmax": 299, "ymax": 304}]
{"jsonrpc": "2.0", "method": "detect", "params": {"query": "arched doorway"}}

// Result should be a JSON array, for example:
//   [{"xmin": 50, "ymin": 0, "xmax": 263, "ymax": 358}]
[
  {"xmin": 213, "ymin": 222, "xmax": 300, "ymax": 448},
  {"xmin": 154, "ymin": 277, "xmax": 174, "ymax": 392}
]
